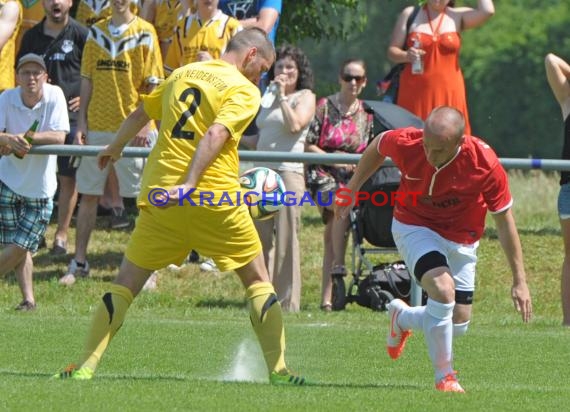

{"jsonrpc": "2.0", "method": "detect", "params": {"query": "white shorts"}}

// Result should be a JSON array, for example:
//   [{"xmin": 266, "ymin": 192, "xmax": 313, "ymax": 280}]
[
  {"xmin": 76, "ymin": 130, "xmax": 156, "ymax": 197},
  {"xmin": 391, "ymin": 218, "xmax": 478, "ymax": 292}
]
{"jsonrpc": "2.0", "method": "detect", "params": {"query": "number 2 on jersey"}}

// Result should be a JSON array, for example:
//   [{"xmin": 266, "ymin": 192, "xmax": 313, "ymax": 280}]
[{"xmin": 171, "ymin": 87, "xmax": 201, "ymax": 139}]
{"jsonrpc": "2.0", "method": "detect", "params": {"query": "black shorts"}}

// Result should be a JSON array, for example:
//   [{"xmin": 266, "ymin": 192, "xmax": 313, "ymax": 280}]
[{"xmin": 57, "ymin": 128, "xmax": 77, "ymax": 178}]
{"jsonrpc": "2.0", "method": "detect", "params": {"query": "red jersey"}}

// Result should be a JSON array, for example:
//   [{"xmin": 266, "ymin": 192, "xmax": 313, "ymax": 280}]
[{"xmin": 378, "ymin": 127, "xmax": 512, "ymax": 244}]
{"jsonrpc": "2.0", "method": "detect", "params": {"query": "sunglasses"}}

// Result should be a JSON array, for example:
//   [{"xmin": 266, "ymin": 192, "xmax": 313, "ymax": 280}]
[{"xmin": 341, "ymin": 74, "xmax": 365, "ymax": 83}]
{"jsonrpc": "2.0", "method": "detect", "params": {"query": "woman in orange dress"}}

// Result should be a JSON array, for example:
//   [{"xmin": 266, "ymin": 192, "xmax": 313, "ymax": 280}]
[{"xmin": 387, "ymin": 0, "xmax": 495, "ymax": 135}]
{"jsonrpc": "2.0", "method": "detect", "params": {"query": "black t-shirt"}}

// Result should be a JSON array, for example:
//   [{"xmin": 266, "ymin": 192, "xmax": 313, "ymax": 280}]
[
  {"xmin": 561, "ymin": 115, "xmax": 570, "ymax": 185},
  {"xmin": 17, "ymin": 18, "xmax": 88, "ymax": 126}
]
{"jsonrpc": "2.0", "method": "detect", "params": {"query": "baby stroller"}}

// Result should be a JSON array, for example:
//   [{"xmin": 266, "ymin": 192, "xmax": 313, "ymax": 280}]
[
  {"xmin": 331, "ymin": 166, "xmax": 411, "ymax": 311},
  {"xmin": 330, "ymin": 100, "xmax": 423, "ymax": 312}
]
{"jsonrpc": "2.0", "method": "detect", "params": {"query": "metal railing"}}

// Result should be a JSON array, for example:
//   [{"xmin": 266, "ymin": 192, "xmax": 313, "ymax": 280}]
[{"xmin": 28, "ymin": 145, "xmax": 570, "ymax": 170}]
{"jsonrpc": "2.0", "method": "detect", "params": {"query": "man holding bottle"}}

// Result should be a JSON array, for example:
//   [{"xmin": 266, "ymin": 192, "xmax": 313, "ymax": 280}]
[{"xmin": 0, "ymin": 53, "xmax": 69, "ymax": 310}]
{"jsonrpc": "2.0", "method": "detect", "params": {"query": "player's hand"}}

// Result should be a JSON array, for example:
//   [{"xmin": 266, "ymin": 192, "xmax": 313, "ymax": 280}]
[
  {"xmin": 511, "ymin": 281, "xmax": 532, "ymax": 323},
  {"xmin": 159, "ymin": 184, "xmax": 195, "ymax": 208},
  {"xmin": 68, "ymin": 96, "xmax": 80, "ymax": 112},
  {"xmin": 97, "ymin": 144, "xmax": 123, "ymax": 170}
]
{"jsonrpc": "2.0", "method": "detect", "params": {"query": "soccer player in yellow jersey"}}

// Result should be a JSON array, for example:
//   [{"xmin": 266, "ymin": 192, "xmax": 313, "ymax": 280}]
[
  {"xmin": 164, "ymin": 0, "xmax": 241, "ymax": 76},
  {"xmin": 54, "ymin": 27, "xmax": 309, "ymax": 386},
  {"xmin": 75, "ymin": 0, "xmax": 138, "ymax": 27},
  {"xmin": 0, "ymin": 0, "xmax": 22, "ymax": 92},
  {"xmin": 59, "ymin": 0, "xmax": 164, "ymax": 286}
]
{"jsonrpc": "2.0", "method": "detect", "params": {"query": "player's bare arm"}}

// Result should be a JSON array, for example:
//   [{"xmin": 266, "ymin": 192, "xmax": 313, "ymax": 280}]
[
  {"xmin": 165, "ymin": 123, "xmax": 230, "ymax": 205},
  {"xmin": 491, "ymin": 208, "xmax": 533, "ymax": 322},
  {"xmin": 335, "ymin": 133, "xmax": 386, "ymax": 220},
  {"xmin": 97, "ymin": 103, "xmax": 150, "ymax": 170}
]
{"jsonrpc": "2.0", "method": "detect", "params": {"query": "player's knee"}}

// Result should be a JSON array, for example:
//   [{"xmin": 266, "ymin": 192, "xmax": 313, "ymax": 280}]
[
  {"xmin": 414, "ymin": 251, "xmax": 448, "ymax": 284},
  {"xmin": 415, "ymin": 251, "xmax": 453, "ymax": 302},
  {"xmin": 453, "ymin": 321, "xmax": 470, "ymax": 337}
]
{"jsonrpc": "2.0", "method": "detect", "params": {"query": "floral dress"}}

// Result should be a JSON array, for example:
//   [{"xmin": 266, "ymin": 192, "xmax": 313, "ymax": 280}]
[{"xmin": 306, "ymin": 96, "xmax": 373, "ymax": 195}]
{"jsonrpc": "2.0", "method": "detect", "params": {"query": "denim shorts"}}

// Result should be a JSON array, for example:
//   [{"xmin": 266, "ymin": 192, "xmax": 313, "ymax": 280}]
[
  {"xmin": 0, "ymin": 180, "xmax": 53, "ymax": 252},
  {"xmin": 558, "ymin": 183, "xmax": 570, "ymax": 220}
]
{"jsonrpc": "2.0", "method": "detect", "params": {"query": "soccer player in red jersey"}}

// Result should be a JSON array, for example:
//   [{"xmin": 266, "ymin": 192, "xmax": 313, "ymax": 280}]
[{"xmin": 336, "ymin": 106, "xmax": 532, "ymax": 393}]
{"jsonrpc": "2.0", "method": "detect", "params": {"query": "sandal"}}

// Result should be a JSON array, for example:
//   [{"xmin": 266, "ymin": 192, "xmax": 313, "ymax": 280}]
[
  {"xmin": 320, "ymin": 302, "xmax": 332, "ymax": 312},
  {"xmin": 330, "ymin": 265, "xmax": 347, "ymax": 277},
  {"xmin": 50, "ymin": 239, "xmax": 67, "ymax": 256}
]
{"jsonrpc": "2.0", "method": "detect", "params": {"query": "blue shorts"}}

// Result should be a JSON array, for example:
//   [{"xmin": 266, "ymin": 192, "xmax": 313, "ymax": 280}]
[
  {"xmin": 558, "ymin": 183, "xmax": 570, "ymax": 220},
  {"xmin": 0, "ymin": 180, "xmax": 53, "ymax": 252}
]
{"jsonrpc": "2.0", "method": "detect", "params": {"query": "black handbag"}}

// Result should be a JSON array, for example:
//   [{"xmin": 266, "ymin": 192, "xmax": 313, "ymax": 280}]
[{"xmin": 378, "ymin": 6, "xmax": 421, "ymax": 103}]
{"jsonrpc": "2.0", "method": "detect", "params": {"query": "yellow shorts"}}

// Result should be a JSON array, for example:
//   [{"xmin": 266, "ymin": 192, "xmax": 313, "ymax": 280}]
[{"xmin": 125, "ymin": 203, "xmax": 262, "ymax": 272}]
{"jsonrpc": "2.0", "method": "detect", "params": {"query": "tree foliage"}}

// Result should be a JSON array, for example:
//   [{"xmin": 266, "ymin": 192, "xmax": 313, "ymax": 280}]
[
  {"xmin": 278, "ymin": 0, "xmax": 365, "ymax": 45},
  {"xmin": 282, "ymin": 0, "xmax": 570, "ymax": 158}
]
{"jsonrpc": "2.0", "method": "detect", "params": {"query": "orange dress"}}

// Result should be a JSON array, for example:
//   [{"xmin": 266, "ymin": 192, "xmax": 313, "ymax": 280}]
[{"xmin": 397, "ymin": 30, "xmax": 471, "ymax": 135}]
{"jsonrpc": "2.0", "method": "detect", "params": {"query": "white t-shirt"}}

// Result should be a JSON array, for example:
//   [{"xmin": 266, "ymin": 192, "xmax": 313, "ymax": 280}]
[{"xmin": 0, "ymin": 83, "xmax": 70, "ymax": 198}]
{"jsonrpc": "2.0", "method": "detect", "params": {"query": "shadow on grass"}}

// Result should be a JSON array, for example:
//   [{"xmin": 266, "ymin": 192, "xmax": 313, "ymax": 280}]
[
  {"xmin": 13, "ymin": 250, "xmax": 126, "ymax": 283},
  {"xmin": 195, "ymin": 298, "xmax": 247, "ymax": 309},
  {"xmin": 0, "ymin": 370, "xmax": 420, "ymax": 389}
]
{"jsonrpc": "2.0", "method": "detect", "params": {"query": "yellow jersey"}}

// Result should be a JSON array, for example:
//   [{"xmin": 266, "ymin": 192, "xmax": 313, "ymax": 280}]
[
  {"xmin": 152, "ymin": 0, "xmax": 181, "ymax": 43},
  {"xmin": 81, "ymin": 16, "xmax": 163, "ymax": 132},
  {"xmin": 139, "ymin": 59, "xmax": 260, "ymax": 208},
  {"xmin": 76, "ymin": 0, "xmax": 139, "ymax": 27},
  {"xmin": 164, "ymin": 9, "xmax": 240, "ymax": 75},
  {"xmin": 0, "ymin": 0, "xmax": 22, "ymax": 91},
  {"xmin": 18, "ymin": 0, "xmax": 41, "ymax": 32}
]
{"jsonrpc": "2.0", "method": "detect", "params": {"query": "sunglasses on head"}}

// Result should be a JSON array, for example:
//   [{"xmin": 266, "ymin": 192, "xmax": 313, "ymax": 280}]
[{"xmin": 341, "ymin": 74, "xmax": 365, "ymax": 83}]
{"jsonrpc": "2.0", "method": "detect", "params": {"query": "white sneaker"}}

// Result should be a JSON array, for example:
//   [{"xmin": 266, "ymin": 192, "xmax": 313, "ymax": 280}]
[
  {"xmin": 199, "ymin": 258, "xmax": 218, "ymax": 272},
  {"xmin": 142, "ymin": 271, "xmax": 158, "ymax": 291},
  {"xmin": 59, "ymin": 259, "xmax": 90, "ymax": 286}
]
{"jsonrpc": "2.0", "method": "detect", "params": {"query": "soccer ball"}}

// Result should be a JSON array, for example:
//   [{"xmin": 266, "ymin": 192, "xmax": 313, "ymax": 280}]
[{"xmin": 239, "ymin": 167, "xmax": 286, "ymax": 220}]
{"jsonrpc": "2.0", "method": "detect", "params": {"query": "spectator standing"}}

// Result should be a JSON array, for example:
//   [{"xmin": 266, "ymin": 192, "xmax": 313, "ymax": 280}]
[
  {"xmin": 305, "ymin": 58, "xmax": 373, "ymax": 311},
  {"xmin": 219, "ymin": 0, "xmax": 280, "ymax": 45},
  {"xmin": 336, "ymin": 106, "xmax": 532, "ymax": 392},
  {"xmin": 54, "ymin": 28, "xmax": 308, "ymax": 386},
  {"xmin": 545, "ymin": 53, "xmax": 570, "ymax": 326},
  {"xmin": 387, "ymin": 0, "xmax": 495, "ymax": 135},
  {"xmin": 15, "ymin": 0, "xmax": 42, "ymax": 53},
  {"xmin": 140, "ymin": 0, "xmax": 193, "ymax": 59},
  {"xmin": 0, "ymin": 0, "xmax": 22, "ymax": 93},
  {"xmin": 59, "ymin": 0, "xmax": 163, "ymax": 286},
  {"xmin": 0, "ymin": 54, "xmax": 68, "ymax": 310},
  {"xmin": 75, "ymin": 0, "xmax": 138, "ymax": 27},
  {"xmin": 17, "ymin": 0, "xmax": 88, "ymax": 256},
  {"xmin": 164, "ymin": 0, "xmax": 241, "ymax": 75},
  {"xmin": 244, "ymin": 45, "xmax": 315, "ymax": 312}
]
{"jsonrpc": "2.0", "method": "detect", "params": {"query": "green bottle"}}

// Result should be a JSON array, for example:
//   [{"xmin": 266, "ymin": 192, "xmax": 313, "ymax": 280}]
[{"xmin": 14, "ymin": 119, "xmax": 39, "ymax": 159}]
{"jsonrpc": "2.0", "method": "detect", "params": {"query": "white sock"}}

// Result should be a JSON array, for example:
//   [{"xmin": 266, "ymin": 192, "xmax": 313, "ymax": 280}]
[
  {"xmin": 423, "ymin": 298, "xmax": 455, "ymax": 382},
  {"xmin": 397, "ymin": 305, "xmax": 425, "ymax": 331},
  {"xmin": 453, "ymin": 321, "xmax": 470, "ymax": 337}
]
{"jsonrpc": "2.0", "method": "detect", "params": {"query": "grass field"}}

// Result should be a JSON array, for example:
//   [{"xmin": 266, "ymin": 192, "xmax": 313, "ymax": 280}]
[{"xmin": 1, "ymin": 170, "xmax": 568, "ymax": 411}]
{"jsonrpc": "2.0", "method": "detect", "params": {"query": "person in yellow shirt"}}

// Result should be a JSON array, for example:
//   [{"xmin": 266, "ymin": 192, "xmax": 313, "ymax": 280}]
[
  {"xmin": 75, "ymin": 0, "xmax": 138, "ymax": 27},
  {"xmin": 53, "ymin": 27, "xmax": 309, "ymax": 386},
  {"xmin": 14, "ymin": 0, "xmax": 40, "ymax": 54},
  {"xmin": 164, "ymin": 0, "xmax": 240, "ymax": 75},
  {"xmin": 59, "ymin": 0, "xmax": 163, "ymax": 286},
  {"xmin": 140, "ymin": 0, "xmax": 194, "ymax": 59},
  {"xmin": 0, "ymin": 0, "xmax": 22, "ymax": 92}
]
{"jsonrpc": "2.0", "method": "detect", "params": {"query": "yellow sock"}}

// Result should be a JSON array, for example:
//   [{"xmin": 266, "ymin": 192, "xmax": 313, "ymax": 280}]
[
  {"xmin": 247, "ymin": 282, "xmax": 287, "ymax": 375},
  {"xmin": 79, "ymin": 284, "xmax": 133, "ymax": 372}
]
